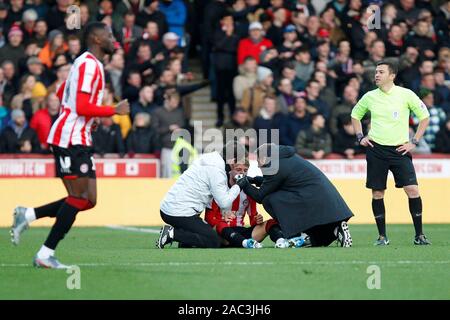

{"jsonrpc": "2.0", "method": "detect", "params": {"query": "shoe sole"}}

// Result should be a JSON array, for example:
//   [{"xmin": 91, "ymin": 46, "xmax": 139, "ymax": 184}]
[
  {"xmin": 156, "ymin": 226, "xmax": 169, "ymax": 249},
  {"xmin": 338, "ymin": 222, "xmax": 352, "ymax": 247},
  {"xmin": 10, "ymin": 207, "xmax": 21, "ymax": 246}
]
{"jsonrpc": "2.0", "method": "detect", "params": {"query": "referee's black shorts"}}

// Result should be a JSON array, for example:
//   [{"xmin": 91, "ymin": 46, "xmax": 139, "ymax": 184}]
[{"xmin": 366, "ymin": 141, "xmax": 418, "ymax": 190}]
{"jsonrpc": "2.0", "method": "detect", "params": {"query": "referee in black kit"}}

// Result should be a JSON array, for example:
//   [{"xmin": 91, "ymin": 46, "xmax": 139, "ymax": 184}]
[{"xmin": 351, "ymin": 61, "xmax": 431, "ymax": 246}]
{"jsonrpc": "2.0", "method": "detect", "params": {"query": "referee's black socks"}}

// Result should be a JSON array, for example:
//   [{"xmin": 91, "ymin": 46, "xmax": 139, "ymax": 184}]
[
  {"xmin": 372, "ymin": 199, "xmax": 386, "ymax": 237},
  {"xmin": 408, "ymin": 197, "xmax": 423, "ymax": 237}
]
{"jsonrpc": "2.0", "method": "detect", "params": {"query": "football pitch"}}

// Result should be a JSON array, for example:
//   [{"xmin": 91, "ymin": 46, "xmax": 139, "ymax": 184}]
[{"xmin": 0, "ymin": 224, "xmax": 449, "ymax": 300}]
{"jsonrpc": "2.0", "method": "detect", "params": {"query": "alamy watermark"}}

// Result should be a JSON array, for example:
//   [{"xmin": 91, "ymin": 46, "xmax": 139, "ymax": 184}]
[
  {"xmin": 366, "ymin": 265, "xmax": 381, "ymax": 290},
  {"xmin": 366, "ymin": 5, "xmax": 381, "ymax": 30},
  {"xmin": 171, "ymin": 121, "xmax": 281, "ymax": 174},
  {"xmin": 66, "ymin": 5, "xmax": 81, "ymax": 30},
  {"xmin": 66, "ymin": 265, "xmax": 81, "ymax": 290}
]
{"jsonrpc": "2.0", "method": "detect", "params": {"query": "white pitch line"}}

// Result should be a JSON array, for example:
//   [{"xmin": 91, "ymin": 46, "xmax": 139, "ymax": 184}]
[
  {"xmin": 1, "ymin": 260, "xmax": 449, "ymax": 268},
  {"xmin": 105, "ymin": 225, "xmax": 160, "ymax": 234}
]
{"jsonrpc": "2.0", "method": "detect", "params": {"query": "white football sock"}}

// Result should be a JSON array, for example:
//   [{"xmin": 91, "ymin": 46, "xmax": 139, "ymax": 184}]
[
  {"xmin": 37, "ymin": 245, "xmax": 54, "ymax": 259},
  {"xmin": 25, "ymin": 208, "xmax": 36, "ymax": 223}
]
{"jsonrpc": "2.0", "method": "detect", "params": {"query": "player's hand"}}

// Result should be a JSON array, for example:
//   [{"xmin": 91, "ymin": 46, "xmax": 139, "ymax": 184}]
[
  {"xmin": 235, "ymin": 175, "xmax": 248, "ymax": 190},
  {"xmin": 360, "ymin": 137, "xmax": 374, "ymax": 148},
  {"xmin": 223, "ymin": 211, "xmax": 236, "ymax": 223},
  {"xmin": 255, "ymin": 214, "xmax": 264, "ymax": 225},
  {"xmin": 396, "ymin": 142, "xmax": 415, "ymax": 155},
  {"xmin": 115, "ymin": 99, "xmax": 130, "ymax": 115}
]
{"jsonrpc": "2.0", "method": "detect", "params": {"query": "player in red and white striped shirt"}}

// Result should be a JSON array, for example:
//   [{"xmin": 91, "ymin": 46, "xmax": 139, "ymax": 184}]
[
  {"xmin": 11, "ymin": 22, "xmax": 130, "ymax": 269},
  {"xmin": 205, "ymin": 162, "xmax": 288, "ymax": 249}
]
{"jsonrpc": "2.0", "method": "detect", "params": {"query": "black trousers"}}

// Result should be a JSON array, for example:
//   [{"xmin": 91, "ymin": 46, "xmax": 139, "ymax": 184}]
[
  {"xmin": 303, "ymin": 222, "xmax": 341, "ymax": 247},
  {"xmin": 160, "ymin": 211, "xmax": 220, "ymax": 248},
  {"xmin": 215, "ymin": 69, "xmax": 236, "ymax": 123}
]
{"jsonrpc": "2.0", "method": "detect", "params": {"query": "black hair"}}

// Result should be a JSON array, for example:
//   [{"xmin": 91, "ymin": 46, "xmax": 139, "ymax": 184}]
[
  {"xmin": 83, "ymin": 22, "xmax": 107, "ymax": 49},
  {"xmin": 376, "ymin": 60, "xmax": 398, "ymax": 75}
]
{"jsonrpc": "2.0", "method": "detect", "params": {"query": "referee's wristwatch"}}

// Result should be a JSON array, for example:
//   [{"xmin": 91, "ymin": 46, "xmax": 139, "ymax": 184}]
[
  {"xmin": 411, "ymin": 138, "xmax": 420, "ymax": 146},
  {"xmin": 356, "ymin": 133, "xmax": 365, "ymax": 144}
]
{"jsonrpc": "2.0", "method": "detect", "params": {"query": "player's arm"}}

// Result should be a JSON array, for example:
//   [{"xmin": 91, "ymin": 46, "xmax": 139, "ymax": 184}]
[
  {"xmin": 243, "ymin": 174, "xmax": 285, "ymax": 204},
  {"xmin": 76, "ymin": 61, "xmax": 129, "ymax": 117},
  {"xmin": 247, "ymin": 198, "xmax": 262, "ymax": 226},
  {"xmin": 208, "ymin": 167, "xmax": 241, "ymax": 210},
  {"xmin": 351, "ymin": 94, "xmax": 373, "ymax": 147}
]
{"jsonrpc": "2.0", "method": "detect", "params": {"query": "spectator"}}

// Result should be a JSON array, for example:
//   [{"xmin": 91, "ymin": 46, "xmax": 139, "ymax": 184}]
[
  {"xmin": 3, "ymin": 0, "xmax": 25, "ymax": 33},
  {"xmin": 131, "ymin": 85, "xmax": 159, "ymax": 119},
  {"xmin": 266, "ymin": 7, "xmax": 289, "ymax": 47},
  {"xmin": 396, "ymin": 0, "xmax": 421, "ymax": 28},
  {"xmin": 0, "ymin": 95, "xmax": 10, "ymax": 133},
  {"xmin": 223, "ymin": 107, "xmax": 254, "ymax": 148},
  {"xmin": 32, "ymin": 19, "xmax": 48, "ymax": 48},
  {"xmin": 304, "ymin": 79, "xmax": 331, "ymax": 120},
  {"xmin": 277, "ymin": 24, "xmax": 301, "ymax": 60},
  {"xmin": 213, "ymin": 13, "xmax": 239, "ymax": 127},
  {"xmin": 65, "ymin": 35, "xmax": 82, "ymax": 63},
  {"xmin": 434, "ymin": 116, "xmax": 450, "ymax": 153},
  {"xmin": 433, "ymin": 68, "xmax": 450, "ymax": 113},
  {"xmin": 158, "ymin": 0, "xmax": 187, "ymax": 46},
  {"xmin": 122, "ymin": 69, "xmax": 142, "ymax": 104},
  {"xmin": 10, "ymin": 74, "xmax": 37, "ymax": 122},
  {"xmin": 237, "ymin": 21, "xmax": 273, "ymax": 65},
  {"xmin": 253, "ymin": 95, "xmax": 283, "ymax": 146},
  {"xmin": 406, "ymin": 18, "xmax": 437, "ymax": 60},
  {"xmin": 136, "ymin": 0, "xmax": 168, "ymax": 37},
  {"xmin": 411, "ymin": 88, "xmax": 447, "ymax": 150},
  {"xmin": 25, "ymin": 56, "xmax": 52, "ymax": 87},
  {"xmin": 46, "ymin": 0, "xmax": 72, "ymax": 31},
  {"xmin": 276, "ymin": 77, "xmax": 296, "ymax": 114},
  {"xmin": 0, "ymin": 25, "xmax": 26, "ymax": 70},
  {"xmin": 152, "ymin": 91, "xmax": 186, "ymax": 177},
  {"xmin": 280, "ymin": 96, "xmax": 312, "ymax": 146},
  {"xmin": 386, "ymin": 24, "xmax": 405, "ymax": 57},
  {"xmin": 0, "ymin": 109, "xmax": 40, "ymax": 153},
  {"xmin": 241, "ymin": 66, "xmax": 276, "ymax": 120},
  {"xmin": 233, "ymin": 56, "xmax": 258, "ymax": 106},
  {"xmin": 278, "ymin": 61, "xmax": 305, "ymax": 92},
  {"xmin": 295, "ymin": 113, "xmax": 331, "ymax": 159},
  {"xmin": 294, "ymin": 45, "xmax": 314, "ymax": 82},
  {"xmin": 126, "ymin": 111, "xmax": 159, "ymax": 154},
  {"xmin": 47, "ymin": 63, "xmax": 71, "ymax": 94},
  {"xmin": 329, "ymin": 84, "xmax": 359, "ymax": 136},
  {"xmin": 38, "ymin": 29, "xmax": 68, "ymax": 69},
  {"xmin": 333, "ymin": 114, "xmax": 363, "ymax": 159},
  {"xmin": 29, "ymin": 93, "xmax": 60, "ymax": 150},
  {"xmin": 21, "ymin": 9, "xmax": 39, "ymax": 45},
  {"xmin": 92, "ymin": 117, "xmax": 126, "ymax": 156},
  {"xmin": 116, "ymin": 11, "xmax": 143, "ymax": 55},
  {"xmin": 106, "ymin": 53, "xmax": 125, "ymax": 99},
  {"xmin": 1, "ymin": 61, "xmax": 19, "ymax": 106},
  {"xmin": 313, "ymin": 70, "xmax": 336, "ymax": 110}
]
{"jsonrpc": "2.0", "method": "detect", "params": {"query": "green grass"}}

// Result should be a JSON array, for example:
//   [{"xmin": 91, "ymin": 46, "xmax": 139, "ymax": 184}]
[{"xmin": 0, "ymin": 225, "xmax": 449, "ymax": 300}]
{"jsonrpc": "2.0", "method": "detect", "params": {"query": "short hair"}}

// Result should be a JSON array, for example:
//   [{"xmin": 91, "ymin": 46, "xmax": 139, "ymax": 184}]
[
  {"xmin": 222, "ymin": 141, "xmax": 248, "ymax": 165},
  {"xmin": 233, "ymin": 107, "xmax": 247, "ymax": 115},
  {"xmin": 243, "ymin": 55, "xmax": 256, "ymax": 63},
  {"xmin": 376, "ymin": 60, "xmax": 398, "ymax": 75},
  {"xmin": 83, "ymin": 22, "xmax": 107, "ymax": 47}
]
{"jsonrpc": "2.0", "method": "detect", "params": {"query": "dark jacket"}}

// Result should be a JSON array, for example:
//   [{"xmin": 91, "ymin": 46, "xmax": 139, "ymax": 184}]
[
  {"xmin": 212, "ymin": 28, "xmax": 239, "ymax": 71},
  {"xmin": 0, "ymin": 125, "xmax": 41, "ymax": 153},
  {"xmin": 279, "ymin": 112, "xmax": 312, "ymax": 146},
  {"xmin": 92, "ymin": 124, "xmax": 126, "ymax": 155},
  {"xmin": 295, "ymin": 127, "xmax": 332, "ymax": 158},
  {"xmin": 433, "ymin": 125, "xmax": 450, "ymax": 153},
  {"xmin": 125, "ymin": 126, "xmax": 160, "ymax": 154},
  {"xmin": 333, "ymin": 130, "xmax": 363, "ymax": 156},
  {"xmin": 243, "ymin": 145, "xmax": 354, "ymax": 238}
]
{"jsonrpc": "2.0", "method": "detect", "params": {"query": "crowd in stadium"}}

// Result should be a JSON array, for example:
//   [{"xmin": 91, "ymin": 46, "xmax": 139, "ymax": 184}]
[{"xmin": 0, "ymin": 0, "xmax": 449, "ymax": 166}]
